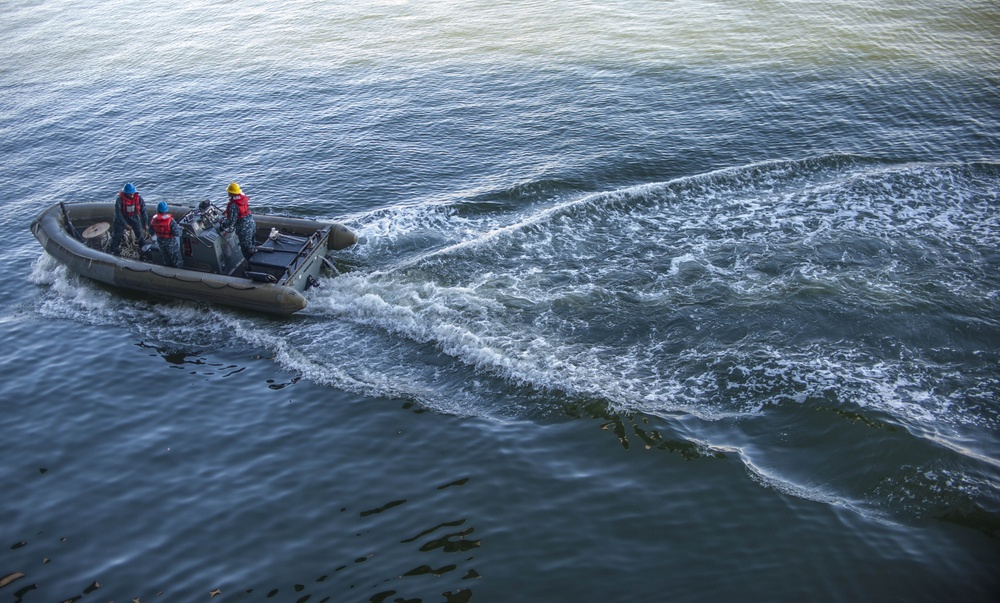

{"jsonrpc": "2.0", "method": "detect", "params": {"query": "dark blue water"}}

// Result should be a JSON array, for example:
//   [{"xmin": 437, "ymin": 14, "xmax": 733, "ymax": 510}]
[{"xmin": 2, "ymin": 1, "xmax": 999, "ymax": 601}]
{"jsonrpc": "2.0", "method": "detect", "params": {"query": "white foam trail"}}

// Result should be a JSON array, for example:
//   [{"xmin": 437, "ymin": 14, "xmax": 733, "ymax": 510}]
[
  {"xmin": 21, "ymin": 158, "xmax": 1000, "ymax": 519},
  {"xmin": 25, "ymin": 159, "xmax": 1000, "ymax": 439}
]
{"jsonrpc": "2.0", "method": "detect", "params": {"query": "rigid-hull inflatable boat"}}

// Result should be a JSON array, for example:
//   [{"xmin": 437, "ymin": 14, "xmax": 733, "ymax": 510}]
[{"xmin": 31, "ymin": 201, "xmax": 357, "ymax": 315}]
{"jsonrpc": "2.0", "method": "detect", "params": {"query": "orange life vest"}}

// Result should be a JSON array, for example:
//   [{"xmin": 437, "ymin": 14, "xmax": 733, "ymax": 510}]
[
  {"xmin": 119, "ymin": 192, "xmax": 142, "ymax": 217},
  {"xmin": 151, "ymin": 212, "xmax": 176, "ymax": 238},
  {"xmin": 226, "ymin": 193, "xmax": 252, "ymax": 219}
]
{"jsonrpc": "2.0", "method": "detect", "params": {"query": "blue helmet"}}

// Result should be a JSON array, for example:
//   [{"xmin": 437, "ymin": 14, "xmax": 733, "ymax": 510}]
[
  {"xmin": 157, "ymin": 201, "xmax": 168, "ymax": 213},
  {"xmin": 123, "ymin": 182, "xmax": 137, "ymax": 194}
]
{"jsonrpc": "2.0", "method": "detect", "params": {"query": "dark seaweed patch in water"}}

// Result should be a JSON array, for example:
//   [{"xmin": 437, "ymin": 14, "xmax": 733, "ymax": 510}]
[
  {"xmin": 561, "ymin": 396, "xmax": 727, "ymax": 458},
  {"xmin": 370, "ymin": 591, "xmax": 399, "ymax": 603},
  {"xmin": 631, "ymin": 422, "xmax": 727, "ymax": 459},
  {"xmin": 0, "ymin": 489, "xmax": 481, "ymax": 602},
  {"xmin": 436, "ymin": 477, "xmax": 470, "ymax": 490},
  {"xmin": 402, "ymin": 564, "xmax": 458, "ymax": 577},
  {"xmin": 935, "ymin": 505, "xmax": 1000, "ymax": 539},
  {"xmin": 401, "ymin": 520, "xmax": 467, "ymax": 545},
  {"xmin": 401, "ymin": 401, "xmax": 430, "ymax": 414},
  {"xmin": 360, "ymin": 499, "xmax": 407, "ymax": 517},
  {"xmin": 817, "ymin": 406, "xmax": 898, "ymax": 431},
  {"xmin": 443, "ymin": 590, "xmax": 474, "ymax": 603},
  {"xmin": 871, "ymin": 462, "xmax": 1000, "ymax": 536},
  {"xmin": 137, "ymin": 341, "xmax": 248, "ymax": 377},
  {"xmin": 12, "ymin": 582, "xmax": 37, "ymax": 601},
  {"xmin": 267, "ymin": 375, "xmax": 302, "ymax": 390},
  {"xmin": 417, "ymin": 527, "xmax": 480, "ymax": 553}
]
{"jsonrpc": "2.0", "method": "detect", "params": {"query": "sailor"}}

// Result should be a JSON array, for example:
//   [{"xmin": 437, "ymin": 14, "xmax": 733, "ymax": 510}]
[
  {"xmin": 109, "ymin": 182, "xmax": 149, "ymax": 255},
  {"xmin": 219, "ymin": 182, "xmax": 257, "ymax": 261},
  {"xmin": 150, "ymin": 201, "xmax": 183, "ymax": 268}
]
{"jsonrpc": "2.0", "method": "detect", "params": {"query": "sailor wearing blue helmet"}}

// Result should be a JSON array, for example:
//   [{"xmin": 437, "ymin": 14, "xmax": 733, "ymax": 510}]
[
  {"xmin": 109, "ymin": 182, "xmax": 149, "ymax": 255},
  {"xmin": 150, "ymin": 201, "xmax": 183, "ymax": 268}
]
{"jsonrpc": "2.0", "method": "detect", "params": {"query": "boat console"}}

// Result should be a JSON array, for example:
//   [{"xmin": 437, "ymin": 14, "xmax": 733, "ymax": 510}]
[{"xmin": 173, "ymin": 202, "xmax": 245, "ymax": 275}]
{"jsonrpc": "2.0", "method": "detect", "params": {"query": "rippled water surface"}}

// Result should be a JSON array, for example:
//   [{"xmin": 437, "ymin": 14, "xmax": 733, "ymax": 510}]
[{"xmin": 2, "ymin": 1, "xmax": 999, "ymax": 601}]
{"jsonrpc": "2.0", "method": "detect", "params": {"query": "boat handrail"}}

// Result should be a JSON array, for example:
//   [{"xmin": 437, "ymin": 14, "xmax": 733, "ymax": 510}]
[{"xmin": 59, "ymin": 202, "xmax": 85, "ymax": 243}]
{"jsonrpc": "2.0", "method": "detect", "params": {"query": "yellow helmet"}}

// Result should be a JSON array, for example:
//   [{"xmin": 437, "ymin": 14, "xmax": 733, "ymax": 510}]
[{"xmin": 227, "ymin": 182, "xmax": 242, "ymax": 195}]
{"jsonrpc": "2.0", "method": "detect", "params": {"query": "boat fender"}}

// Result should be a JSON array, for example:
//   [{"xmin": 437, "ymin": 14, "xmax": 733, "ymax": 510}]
[{"xmin": 328, "ymin": 225, "xmax": 358, "ymax": 250}]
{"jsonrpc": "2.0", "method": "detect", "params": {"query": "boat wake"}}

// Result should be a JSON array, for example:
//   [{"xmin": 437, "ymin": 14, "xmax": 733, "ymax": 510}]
[{"xmin": 26, "ymin": 155, "xmax": 1000, "ymax": 526}]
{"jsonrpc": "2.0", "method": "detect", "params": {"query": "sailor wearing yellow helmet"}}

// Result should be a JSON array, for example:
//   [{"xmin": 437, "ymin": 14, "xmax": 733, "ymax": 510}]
[{"xmin": 219, "ymin": 181, "xmax": 257, "ymax": 261}]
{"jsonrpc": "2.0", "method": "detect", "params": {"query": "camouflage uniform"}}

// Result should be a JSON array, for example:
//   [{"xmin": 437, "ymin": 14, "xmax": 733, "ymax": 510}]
[
  {"xmin": 154, "ymin": 216, "xmax": 183, "ymax": 268},
  {"xmin": 109, "ymin": 191, "xmax": 149, "ymax": 255},
  {"xmin": 220, "ymin": 195, "xmax": 257, "ymax": 261}
]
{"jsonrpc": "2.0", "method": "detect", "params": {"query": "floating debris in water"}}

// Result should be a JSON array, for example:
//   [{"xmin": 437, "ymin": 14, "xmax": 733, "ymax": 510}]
[{"xmin": 0, "ymin": 572, "xmax": 26, "ymax": 588}]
